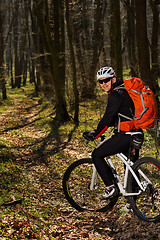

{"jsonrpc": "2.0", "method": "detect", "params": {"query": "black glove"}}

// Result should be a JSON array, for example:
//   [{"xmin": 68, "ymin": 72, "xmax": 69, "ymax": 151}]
[{"xmin": 83, "ymin": 131, "xmax": 94, "ymax": 141}]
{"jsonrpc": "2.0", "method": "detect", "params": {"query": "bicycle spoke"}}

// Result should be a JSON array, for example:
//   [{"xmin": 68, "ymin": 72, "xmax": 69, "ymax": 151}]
[
  {"xmin": 63, "ymin": 158, "xmax": 118, "ymax": 212},
  {"xmin": 128, "ymin": 157, "xmax": 160, "ymax": 222}
]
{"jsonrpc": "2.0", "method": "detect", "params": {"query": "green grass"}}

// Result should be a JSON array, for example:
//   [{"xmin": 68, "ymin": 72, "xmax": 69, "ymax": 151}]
[{"xmin": 0, "ymin": 159, "xmax": 24, "ymax": 205}]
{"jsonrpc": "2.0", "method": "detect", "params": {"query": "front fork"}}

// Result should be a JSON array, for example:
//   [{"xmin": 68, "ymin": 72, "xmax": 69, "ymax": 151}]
[{"xmin": 89, "ymin": 165, "xmax": 98, "ymax": 190}]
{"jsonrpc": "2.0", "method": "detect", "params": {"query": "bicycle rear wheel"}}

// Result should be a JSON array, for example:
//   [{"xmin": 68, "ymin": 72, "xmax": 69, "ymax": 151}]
[
  {"xmin": 127, "ymin": 157, "xmax": 160, "ymax": 222},
  {"xmin": 63, "ymin": 158, "xmax": 118, "ymax": 212}
]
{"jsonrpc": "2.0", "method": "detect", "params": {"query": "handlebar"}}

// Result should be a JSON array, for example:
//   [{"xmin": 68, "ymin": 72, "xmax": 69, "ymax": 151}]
[
  {"xmin": 100, "ymin": 135, "xmax": 105, "ymax": 141},
  {"xmin": 83, "ymin": 131, "xmax": 105, "ymax": 142}
]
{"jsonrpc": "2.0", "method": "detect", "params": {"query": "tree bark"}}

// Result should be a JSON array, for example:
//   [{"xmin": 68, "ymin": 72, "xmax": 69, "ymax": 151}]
[
  {"xmin": 87, "ymin": 0, "xmax": 106, "ymax": 97},
  {"xmin": 65, "ymin": 0, "xmax": 79, "ymax": 123},
  {"xmin": 33, "ymin": 0, "xmax": 69, "ymax": 122},
  {"xmin": 0, "ymin": 5, "xmax": 7, "ymax": 100},
  {"xmin": 110, "ymin": 2, "xmax": 116, "ymax": 70},
  {"xmin": 150, "ymin": 0, "xmax": 160, "ymax": 93},
  {"xmin": 126, "ymin": 0, "xmax": 138, "ymax": 76},
  {"xmin": 113, "ymin": 0, "xmax": 123, "ymax": 79},
  {"xmin": 71, "ymin": 0, "xmax": 106, "ymax": 98},
  {"xmin": 135, "ymin": 0, "xmax": 152, "ymax": 86}
]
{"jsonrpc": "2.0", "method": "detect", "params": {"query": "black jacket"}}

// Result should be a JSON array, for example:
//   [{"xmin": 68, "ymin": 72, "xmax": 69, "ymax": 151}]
[{"xmin": 93, "ymin": 79, "xmax": 135, "ymax": 138}]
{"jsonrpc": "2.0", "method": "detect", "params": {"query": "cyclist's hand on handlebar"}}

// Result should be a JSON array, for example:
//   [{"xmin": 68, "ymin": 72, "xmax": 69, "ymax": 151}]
[{"xmin": 83, "ymin": 131, "xmax": 94, "ymax": 141}]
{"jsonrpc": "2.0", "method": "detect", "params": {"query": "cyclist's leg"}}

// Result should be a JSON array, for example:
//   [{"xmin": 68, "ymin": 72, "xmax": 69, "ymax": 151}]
[
  {"xmin": 63, "ymin": 158, "xmax": 119, "ymax": 212},
  {"xmin": 92, "ymin": 132, "xmax": 131, "ymax": 187}
]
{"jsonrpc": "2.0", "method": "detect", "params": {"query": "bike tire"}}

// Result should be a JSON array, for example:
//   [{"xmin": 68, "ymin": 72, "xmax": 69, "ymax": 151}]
[
  {"xmin": 127, "ymin": 157, "xmax": 160, "ymax": 223},
  {"xmin": 63, "ymin": 158, "xmax": 118, "ymax": 212}
]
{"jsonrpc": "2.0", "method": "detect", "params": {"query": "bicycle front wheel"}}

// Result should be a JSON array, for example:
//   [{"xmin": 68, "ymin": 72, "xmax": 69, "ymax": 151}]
[
  {"xmin": 63, "ymin": 158, "xmax": 118, "ymax": 212},
  {"xmin": 127, "ymin": 157, "xmax": 160, "ymax": 223}
]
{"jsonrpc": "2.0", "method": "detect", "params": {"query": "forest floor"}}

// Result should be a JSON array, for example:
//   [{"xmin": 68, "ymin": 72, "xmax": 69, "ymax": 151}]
[{"xmin": 0, "ymin": 85, "xmax": 160, "ymax": 239}]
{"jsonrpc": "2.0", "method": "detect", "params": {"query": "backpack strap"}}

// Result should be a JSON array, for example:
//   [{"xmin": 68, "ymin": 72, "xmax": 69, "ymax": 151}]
[
  {"xmin": 114, "ymin": 84, "xmax": 134, "ymax": 132},
  {"xmin": 117, "ymin": 113, "xmax": 133, "ymax": 132},
  {"xmin": 116, "ymin": 84, "xmax": 149, "ymax": 120},
  {"xmin": 130, "ymin": 89, "xmax": 149, "ymax": 120},
  {"xmin": 114, "ymin": 83, "xmax": 125, "ymax": 91}
]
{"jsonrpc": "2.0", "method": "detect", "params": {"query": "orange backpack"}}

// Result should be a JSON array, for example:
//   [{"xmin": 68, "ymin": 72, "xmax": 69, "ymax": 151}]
[{"xmin": 117, "ymin": 77, "xmax": 158, "ymax": 130}]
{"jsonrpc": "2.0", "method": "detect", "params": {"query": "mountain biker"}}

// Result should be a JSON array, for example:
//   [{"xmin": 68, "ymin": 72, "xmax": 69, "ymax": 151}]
[{"xmin": 83, "ymin": 66, "xmax": 143, "ymax": 199}]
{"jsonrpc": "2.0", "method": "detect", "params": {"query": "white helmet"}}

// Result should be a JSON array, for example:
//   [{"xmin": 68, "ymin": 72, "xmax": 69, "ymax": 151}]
[{"xmin": 97, "ymin": 66, "xmax": 115, "ymax": 80}]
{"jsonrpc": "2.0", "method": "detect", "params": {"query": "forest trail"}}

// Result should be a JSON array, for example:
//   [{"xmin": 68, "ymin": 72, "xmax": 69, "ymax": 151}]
[{"xmin": 0, "ymin": 96, "xmax": 160, "ymax": 239}]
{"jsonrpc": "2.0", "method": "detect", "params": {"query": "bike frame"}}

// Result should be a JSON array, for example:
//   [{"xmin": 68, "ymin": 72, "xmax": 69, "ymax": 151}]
[{"xmin": 90, "ymin": 152, "xmax": 152, "ymax": 197}]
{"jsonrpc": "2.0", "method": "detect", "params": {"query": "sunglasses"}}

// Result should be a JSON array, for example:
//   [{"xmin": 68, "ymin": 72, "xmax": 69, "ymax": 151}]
[{"xmin": 98, "ymin": 77, "xmax": 113, "ymax": 84}]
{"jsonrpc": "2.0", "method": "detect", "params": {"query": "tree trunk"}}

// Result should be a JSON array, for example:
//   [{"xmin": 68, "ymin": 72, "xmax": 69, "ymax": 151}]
[
  {"xmin": 113, "ymin": 0, "xmax": 123, "ymax": 78},
  {"xmin": 65, "ymin": 0, "xmax": 79, "ymax": 123},
  {"xmin": 13, "ymin": 4, "xmax": 23, "ymax": 89},
  {"xmin": 23, "ymin": 59, "xmax": 27, "ymax": 86},
  {"xmin": 72, "ymin": 16, "xmax": 87, "ymax": 98},
  {"xmin": 33, "ymin": 0, "xmax": 69, "ymax": 121},
  {"xmin": 87, "ymin": 0, "xmax": 106, "ymax": 97},
  {"xmin": 135, "ymin": 0, "xmax": 153, "ymax": 86},
  {"xmin": 151, "ymin": 0, "xmax": 160, "ymax": 94},
  {"xmin": 110, "ymin": 2, "xmax": 116, "ymax": 70},
  {"xmin": 71, "ymin": 0, "xmax": 106, "ymax": 99},
  {"xmin": 126, "ymin": 0, "xmax": 138, "ymax": 76},
  {"xmin": 0, "ymin": 6, "xmax": 7, "ymax": 100},
  {"xmin": 51, "ymin": 0, "xmax": 69, "ymax": 121}
]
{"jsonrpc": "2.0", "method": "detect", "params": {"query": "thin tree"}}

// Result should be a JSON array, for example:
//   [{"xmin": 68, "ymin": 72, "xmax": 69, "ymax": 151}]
[
  {"xmin": 113, "ymin": 0, "xmax": 123, "ymax": 78},
  {"xmin": 135, "ymin": 0, "xmax": 160, "ymax": 113},
  {"xmin": 87, "ymin": 0, "xmax": 107, "ymax": 97},
  {"xmin": 71, "ymin": 0, "xmax": 106, "ymax": 98},
  {"xmin": 65, "ymin": 0, "xmax": 79, "ymax": 123},
  {"xmin": 126, "ymin": 0, "xmax": 138, "ymax": 76},
  {"xmin": 33, "ymin": 0, "xmax": 69, "ymax": 121},
  {"xmin": 150, "ymin": 0, "xmax": 160, "ymax": 94},
  {"xmin": 0, "ymin": 3, "xmax": 7, "ymax": 100},
  {"xmin": 135, "ymin": 0, "xmax": 152, "ymax": 86}
]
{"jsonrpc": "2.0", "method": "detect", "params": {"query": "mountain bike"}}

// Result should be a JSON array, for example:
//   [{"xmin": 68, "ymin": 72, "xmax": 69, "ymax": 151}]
[{"xmin": 62, "ymin": 132, "xmax": 160, "ymax": 223}]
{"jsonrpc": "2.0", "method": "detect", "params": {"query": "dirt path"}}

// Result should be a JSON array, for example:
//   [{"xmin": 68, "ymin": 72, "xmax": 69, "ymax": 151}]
[{"xmin": 0, "ymin": 97, "xmax": 160, "ymax": 239}]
